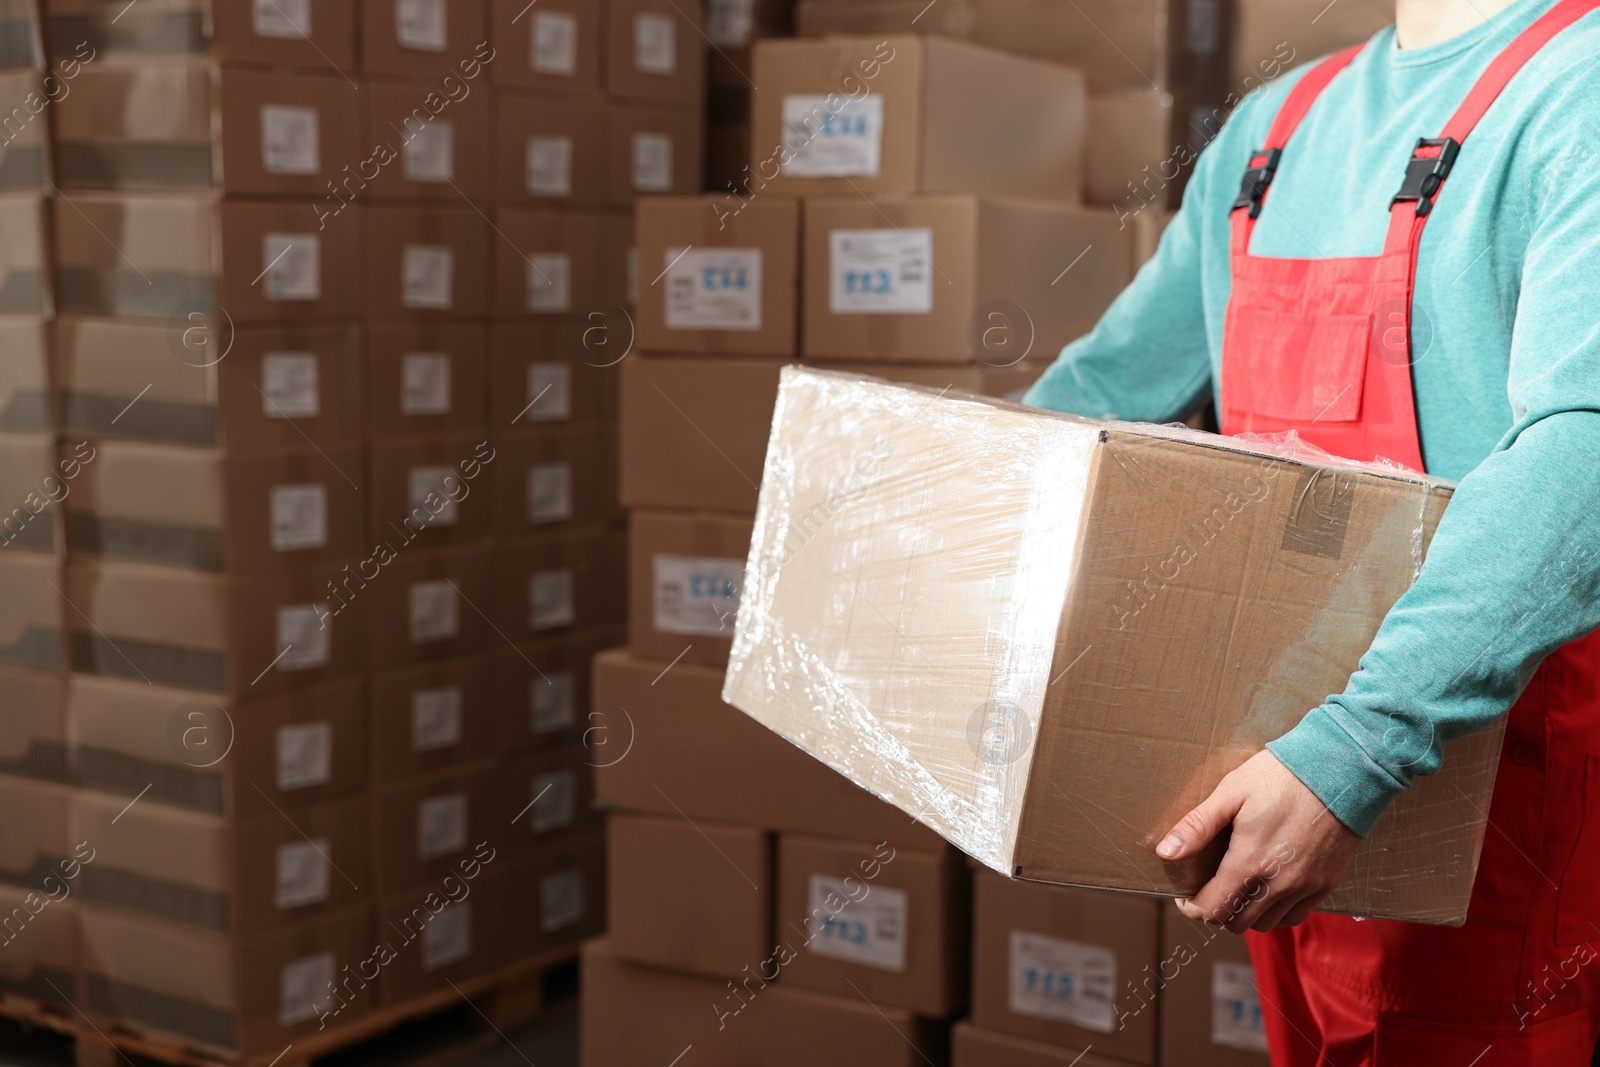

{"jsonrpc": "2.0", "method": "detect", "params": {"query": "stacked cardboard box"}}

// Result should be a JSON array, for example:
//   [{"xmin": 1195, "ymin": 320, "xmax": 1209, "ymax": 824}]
[{"xmin": 701, "ymin": 0, "xmax": 795, "ymax": 190}]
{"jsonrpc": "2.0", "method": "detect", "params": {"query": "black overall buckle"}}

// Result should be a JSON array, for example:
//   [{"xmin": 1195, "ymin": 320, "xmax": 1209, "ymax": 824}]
[
  {"xmin": 1392, "ymin": 137, "xmax": 1461, "ymax": 217},
  {"xmin": 1232, "ymin": 147, "xmax": 1282, "ymax": 219}
]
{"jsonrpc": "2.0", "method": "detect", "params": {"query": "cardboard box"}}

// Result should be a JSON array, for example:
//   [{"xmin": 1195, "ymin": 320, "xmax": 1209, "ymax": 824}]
[
  {"xmin": 365, "ymin": 544, "xmax": 491, "ymax": 669},
  {"xmin": 0, "ymin": 0, "xmax": 41, "ymax": 68},
  {"xmin": 971, "ymin": 870, "xmax": 1161, "ymax": 1062},
  {"xmin": 503, "ymin": 831, "xmax": 606, "ymax": 959},
  {"xmin": 487, "ymin": 627, "xmax": 623, "ymax": 753},
  {"xmin": 79, "ymin": 903, "xmax": 373, "ymax": 1057},
  {"xmin": 634, "ymin": 195, "xmax": 799, "ymax": 356},
  {"xmin": 592, "ymin": 648, "xmax": 945, "ymax": 849},
  {"xmin": 70, "ymin": 674, "xmax": 366, "ymax": 816},
  {"xmin": 360, "ymin": 77, "xmax": 493, "ymax": 201},
  {"xmin": 1086, "ymin": 90, "xmax": 1184, "ymax": 209},
  {"xmin": 0, "ymin": 551, "xmax": 64, "ymax": 671},
  {"xmin": 1233, "ymin": 0, "xmax": 1392, "ymax": 87},
  {"xmin": 619, "ymin": 355, "xmax": 782, "ymax": 513},
  {"xmin": 367, "ymin": 434, "xmax": 497, "ymax": 549},
  {"xmin": 0, "ymin": 317, "xmax": 50, "ymax": 435},
  {"xmin": 0, "ymin": 69, "xmax": 51, "ymax": 191},
  {"xmin": 0, "ymin": 432, "xmax": 63, "ymax": 553},
  {"xmin": 73, "ymin": 791, "xmax": 369, "ymax": 935},
  {"xmin": 628, "ymin": 509, "xmax": 750, "ymax": 667},
  {"xmin": 374, "ymin": 864, "xmax": 507, "ymax": 1006},
  {"xmin": 605, "ymin": 103, "xmax": 705, "ymax": 205},
  {"xmin": 360, "ymin": 0, "xmax": 489, "ymax": 76},
  {"xmin": 604, "ymin": 0, "xmax": 705, "ymax": 108},
  {"xmin": 53, "ymin": 194, "xmax": 362, "ymax": 322},
  {"xmin": 363, "ymin": 205, "xmax": 491, "ymax": 318},
  {"xmin": 44, "ymin": 0, "xmax": 358, "ymax": 69},
  {"xmin": 374, "ymin": 763, "xmax": 496, "ymax": 893},
  {"xmin": 837, "ymin": 361, "xmax": 1046, "ymax": 401},
  {"xmin": 1159, "ymin": 904, "xmax": 1271, "ymax": 1066},
  {"xmin": 498, "ymin": 749, "xmax": 598, "ymax": 859},
  {"xmin": 608, "ymin": 811, "xmax": 771, "ymax": 979},
  {"xmin": 488, "ymin": 0, "xmax": 603, "ymax": 95},
  {"xmin": 491, "ymin": 425, "xmax": 619, "ymax": 537},
  {"xmin": 490, "ymin": 527, "xmax": 627, "ymax": 642},
  {"xmin": 0, "ymin": 195, "xmax": 50, "ymax": 314},
  {"xmin": 489, "ymin": 318, "xmax": 620, "ymax": 431},
  {"xmin": 750, "ymin": 35, "xmax": 1084, "ymax": 198},
  {"xmin": 802, "ymin": 194, "xmax": 1132, "ymax": 362},
  {"xmin": 491, "ymin": 207, "xmax": 630, "ymax": 316},
  {"xmin": 365, "ymin": 321, "xmax": 489, "ymax": 441},
  {"xmin": 371, "ymin": 654, "xmax": 496, "ymax": 783},
  {"xmin": 66, "ymin": 441, "xmax": 367, "ymax": 573},
  {"xmin": 0, "ymin": 777, "xmax": 69, "ymax": 888},
  {"xmin": 953, "ymin": 1023, "xmax": 1131, "ymax": 1067},
  {"xmin": 724, "ymin": 369, "xmax": 1505, "ymax": 925},
  {"xmin": 0, "ymin": 666, "xmax": 65, "ymax": 783},
  {"xmin": 65, "ymin": 558, "xmax": 367, "ymax": 696},
  {"xmin": 493, "ymin": 92, "xmax": 608, "ymax": 208},
  {"xmin": 55, "ymin": 317, "xmax": 365, "ymax": 451},
  {"xmin": 581, "ymin": 937, "xmax": 947, "ymax": 1067},
  {"xmin": 0, "ymin": 887, "xmax": 77, "ymax": 1012}
]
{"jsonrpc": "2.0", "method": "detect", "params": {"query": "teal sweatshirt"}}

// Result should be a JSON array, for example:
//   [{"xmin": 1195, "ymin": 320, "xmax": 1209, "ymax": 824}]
[{"xmin": 1023, "ymin": 0, "xmax": 1600, "ymax": 836}]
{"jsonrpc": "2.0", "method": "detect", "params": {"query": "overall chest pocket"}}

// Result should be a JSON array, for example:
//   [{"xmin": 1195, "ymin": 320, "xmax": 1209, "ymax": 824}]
[{"xmin": 1223, "ymin": 304, "xmax": 1372, "ymax": 423}]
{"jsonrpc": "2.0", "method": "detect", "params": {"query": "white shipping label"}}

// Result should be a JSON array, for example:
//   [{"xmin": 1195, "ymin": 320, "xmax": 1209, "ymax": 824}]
[
  {"xmin": 540, "ymin": 868, "xmax": 585, "ymax": 931},
  {"xmin": 527, "ymin": 254, "xmax": 571, "ymax": 312},
  {"xmin": 829, "ymin": 228, "xmax": 933, "ymax": 314},
  {"xmin": 527, "ymin": 463, "xmax": 573, "ymax": 524},
  {"xmin": 781, "ymin": 95, "xmax": 883, "ymax": 178},
  {"xmin": 403, "ymin": 245, "xmax": 454, "ymax": 310},
  {"xmin": 631, "ymin": 132, "xmax": 673, "ymax": 192},
  {"xmin": 527, "ymin": 136, "xmax": 573, "ymax": 197},
  {"xmin": 1211, "ymin": 961, "xmax": 1269, "ymax": 1052},
  {"xmin": 275, "ymin": 838, "xmax": 332, "ymax": 909},
  {"xmin": 664, "ymin": 248, "xmax": 762, "ymax": 331},
  {"xmin": 396, "ymin": 0, "xmax": 448, "ymax": 50},
  {"xmin": 530, "ymin": 771, "xmax": 575, "ymax": 833},
  {"xmin": 410, "ymin": 466, "xmax": 460, "ymax": 526},
  {"xmin": 707, "ymin": 0, "xmax": 755, "ymax": 46},
  {"xmin": 254, "ymin": 0, "xmax": 311, "ymax": 38},
  {"xmin": 279, "ymin": 952, "xmax": 335, "ymax": 1026},
  {"xmin": 276, "ymin": 721, "xmax": 333, "ymax": 790},
  {"xmin": 634, "ymin": 13, "xmax": 676, "ymax": 74},
  {"xmin": 263, "ymin": 234, "xmax": 321, "ymax": 301},
  {"xmin": 417, "ymin": 793, "xmax": 468, "ymax": 858},
  {"xmin": 270, "ymin": 484, "xmax": 328, "ymax": 552},
  {"xmin": 403, "ymin": 121, "xmax": 454, "ymax": 182},
  {"xmin": 806, "ymin": 875, "xmax": 908, "ymax": 972},
  {"xmin": 408, "ymin": 578, "xmax": 460, "ymax": 644},
  {"xmin": 532, "ymin": 11, "xmax": 578, "ymax": 75},
  {"xmin": 530, "ymin": 569, "xmax": 576, "ymax": 630},
  {"xmin": 261, "ymin": 353, "xmax": 320, "ymax": 418},
  {"xmin": 412, "ymin": 686, "xmax": 464, "ymax": 751},
  {"xmin": 531, "ymin": 672, "xmax": 576, "ymax": 734},
  {"xmin": 402, "ymin": 353, "xmax": 453, "ymax": 415},
  {"xmin": 276, "ymin": 604, "xmax": 332, "ymax": 671},
  {"xmin": 653, "ymin": 554, "xmax": 743, "ymax": 636},
  {"xmin": 261, "ymin": 105, "xmax": 320, "ymax": 175},
  {"xmin": 423, "ymin": 904, "xmax": 472, "ymax": 970},
  {"xmin": 526, "ymin": 363, "xmax": 571, "ymax": 422},
  {"xmin": 1008, "ymin": 931, "xmax": 1117, "ymax": 1032}
]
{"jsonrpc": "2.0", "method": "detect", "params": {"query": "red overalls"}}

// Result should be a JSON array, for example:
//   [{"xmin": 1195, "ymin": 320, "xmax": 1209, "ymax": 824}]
[{"xmin": 1220, "ymin": 3, "xmax": 1600, "ymax": 1063}]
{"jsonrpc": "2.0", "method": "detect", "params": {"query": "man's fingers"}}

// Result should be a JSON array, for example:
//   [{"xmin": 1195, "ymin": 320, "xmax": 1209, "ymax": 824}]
[
  {"xmin": 1250, "ymin": 892, "xmax": 1301, "ymax": 933},
  {"xmin": 1276, "ymin": 897, "xmax": 1322, "ymax": 929},
  {"xmin": 1157, "ymin": 778, "xmax": 1245, "ymax": 861}
]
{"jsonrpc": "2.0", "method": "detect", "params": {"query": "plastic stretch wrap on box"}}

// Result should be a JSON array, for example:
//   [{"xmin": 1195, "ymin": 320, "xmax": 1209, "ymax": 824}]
[{"xmin": 724, "ymin": 366, "xmax": 1504, "ymax": 925}]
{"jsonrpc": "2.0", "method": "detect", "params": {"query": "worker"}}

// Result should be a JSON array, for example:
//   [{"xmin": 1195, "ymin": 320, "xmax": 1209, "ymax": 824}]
[{"xmin": 1023, "ymin": 0, "xmax": 1600, "ymax": 1062}]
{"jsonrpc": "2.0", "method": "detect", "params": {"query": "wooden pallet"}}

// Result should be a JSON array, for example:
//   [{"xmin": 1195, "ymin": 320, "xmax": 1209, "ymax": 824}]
[{"xmin": 0, "ymin": 948, "xmax": 579, "ymax": 1067}]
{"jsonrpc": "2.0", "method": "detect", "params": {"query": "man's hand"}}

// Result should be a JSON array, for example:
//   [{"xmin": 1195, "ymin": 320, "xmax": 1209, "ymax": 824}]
[{"xmin": 1157, "ymin": 750, "xmax": 1363, "ymax": 933}]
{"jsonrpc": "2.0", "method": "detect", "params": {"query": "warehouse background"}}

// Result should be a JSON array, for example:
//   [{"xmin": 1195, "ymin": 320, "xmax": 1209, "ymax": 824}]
[{"xmin": 0, "ymin": 0, "xmax": 1393, "ymax": 1065}]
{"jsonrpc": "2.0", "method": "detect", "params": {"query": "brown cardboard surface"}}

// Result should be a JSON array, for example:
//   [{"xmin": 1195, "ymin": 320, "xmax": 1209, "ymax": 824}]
[
  {"xmin": 628, "ymin": 509, "xmax": 750, "ymax": 666},
  {"xmin": 0, "ymin": 665, "xmax": 66, "ymax": 783},
  {"xmin": 750, "ymin": 35, "xmax": 1084, "ymax": 198},
  {"xmin": 0, "ymin": 778, "xmax": 69, "ymax": 889},
  {"xmin": 374, "ymin": 860, "xmax": 507, "ymax": 1006},
  {"xmin": 497, "ymin": 748, "xmax": 599, "ymax": 860},
  {"xmin": 501, "ymin": 831, "xmax": 606, "ymax": 959},
  {"xmin": 591, "ymin": 648, "xmax": 944, "ymax": 849},
  {"xmin": 487, "ymin": 626, "xmax": 624, "ymax": 754},
  {"xmin": 359, "ymin": 0, "xmax": 489, "ymax": 77},
  {"xmin": 360, "ymin": 76, "xmax": 493, "ymax": 201},
  {"xmin": 363, "ymin": 205, "xmax": 491, "ymax": 318},
  {"xmin": 801, "ymin": 194, "xmax": 1132, "ymax": 362},
  {"xmin": 70, "ymin": 674, "xmax": 366, "ymax": 817},
  {"xmin": 835, "ymin": 361, "xmax": 1046, "ymax": 401},
  {"xmin": 970, "ymin": 870, "xmax": 1161, "ymax": 1063},
  {"xmin": 1086, "ymin": 90, "xmax": 1178, "ymax": 209},
  {"xmin": 0, "ymin": 551, "xmax": 64, "ymax": 671},
  {"xmin": 1232, "ymin": 0, "xmax": 1392, "ymax": 86},
  {"xmin": 54, "ymin": 316, "xmax": 365, "ymax": 451},
  {"xmin": 365, "ymin": 543, "xmax": 492, "ymax": 668},
  {"xmin": 953, "ymin": 1023, "xmax": 1132, "ymax": 1067},
  {"xmin": 65, "ymin": 557, "xmax": 367, "ymax": 697},
  {"xmin": 492, "ymin": 92, "xmax": 608, "ymax": 208},
  {"xmin": 72, "ymin": 791, "xmax": 369, "ymax": 936},
  {"xmin": 367, "ymin": 434, "xmax": 496, "ymax": 550},
  {"xmin": 0, "ymin": 69, "xmax": 52, "ymax": 192},
  {"xmin": 604, "ymin": 103, "xmax": 705, "ymax": 206},
  {"xmin": 45, "ymin": 0, "xmax": 358, "ymax": 69},
  {"xmin": 1159, "ymin": 904, "xmax": 1271, "ymax": 1066},
  {"xmin": 0, "ymin": 0, "xmax": 41, "ymax": 68},
  {"xmin": 78, "ymin": 903, "xmax": 373, "ymax": 1056},
  {"xmin": 618, "ymin": 355, "xmax": 783, "ymax": 513},
  {"xmin": 66, "ymin": 440, "xmax": 367, "ymax": 573},
  {"xmin": 0, "ymin": 195, "xmax": 51, "ymax": 314},
  {"xmin": 0, "ymin": 887, "xmax": 78, "ymax": 1012},
  {"xmin": 488, "ymin": 0, "xmax": 603, "ymax": 95},
  {"xmin": 489, "ymin": 527, "xmax": 627, "ymax": 642},
  {"xmin": 0, "ymin": 433, "xmax": 62, "ymax": 553},
  {"xmin": 634, "ymin": 195, "xmax": 799, "ymax": 356},
  {"xmin": 491, "ymin": 207, "xmax": 629, "ymax": 316},
  {"xmin": 490, "ymin": 424, "xmax": 620, "ymax": 537},
  {"xmin": 365, "ymin": 321, "xmax": 490, "ymax": 440},
  {"xmin": 607, "ymin": 811, "xmax": 771, "ymax": 979},
  {"xmin": 371, "ymin": 654, "xmax": 496, "ymax": 783},
  {"xmin": 0, "ymin": 318, "xmax": 51, "ymax": 434},
  {"xmin": 604, "ymin": 0, "xmax": 705, "ymax": 108},
  {"xmin": 374, "ymin": 762, "xmax": 496, "ymax": 893},
  {"xmin": 489, "ymin": 319, "xmax": 621, "ymax": 431}
]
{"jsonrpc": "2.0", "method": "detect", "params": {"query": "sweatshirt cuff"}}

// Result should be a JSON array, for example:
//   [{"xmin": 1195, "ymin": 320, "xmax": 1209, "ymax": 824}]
[{"xmin": 1265, "ymin": 707, "xmax": 1409, "ymax": 837}]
